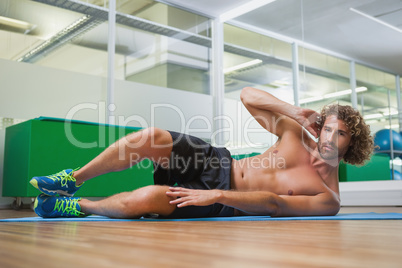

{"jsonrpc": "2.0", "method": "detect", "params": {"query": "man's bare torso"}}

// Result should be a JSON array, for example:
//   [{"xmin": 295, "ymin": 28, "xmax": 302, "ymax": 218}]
[{"xmin": 230, "ymin": 133, "xmax": 340, "ymax": 202}]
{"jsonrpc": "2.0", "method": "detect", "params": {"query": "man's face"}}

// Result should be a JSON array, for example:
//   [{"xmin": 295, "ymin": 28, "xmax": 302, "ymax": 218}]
[{"xmin": 318, "ymin": 115, "xmax": 352, "ymax": 160}]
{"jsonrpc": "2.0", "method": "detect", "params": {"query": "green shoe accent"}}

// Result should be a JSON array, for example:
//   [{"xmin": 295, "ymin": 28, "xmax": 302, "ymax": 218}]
[
  {"xmin": 33, "ymin": 196, "xmax": 38, "ymax": 209},
  {"xmin": 30, "ymin": 179, "xmax": 38, "ymax": 189},
  {"xmin": 54, "ymin": 197, "xmax": 85, "ymax": 217},
  {"xmin": 47, "ymin": 168, "xmax": 79, "ymax": 187},
  {"xmin": 34, "ymin": 194, "xmax": 86, "ymax": 218},
  {"xmin": 29, "ymin": 168, "xmax": 82, "ymax": 196}
]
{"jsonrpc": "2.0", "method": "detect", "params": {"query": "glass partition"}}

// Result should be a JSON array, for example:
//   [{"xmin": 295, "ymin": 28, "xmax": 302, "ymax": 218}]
[
  {"xmin": 0, "ymin": 0, "xmax": 212, "ymax": 94},
  {"xmin": 223, "ymin": 24, "xmax": 293, "ymax": 103},
  {"xmin": 115, "ymin": 0, "xmax": 211, "ymax": 94},
  {"xmin": 298, "ymin": 47, "xmax": 353, "ymax": 111},
  {"xmin": 0, "ymin": 0, "xmax": 108, "ymax": 77},
  {"xmin": 356, "ymin": 64, "xmax": 398, "ymax": 133},
  {"xmin": 116, "ymin": 0, "xmax": 211, "ymax": 37}
]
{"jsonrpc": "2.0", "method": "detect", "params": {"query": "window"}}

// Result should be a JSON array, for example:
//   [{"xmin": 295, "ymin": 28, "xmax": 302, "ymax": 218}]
[
  {"xmin": 356, "ymin": 64, "xmax": 398, "ymax": 132},
  {"xmin": 223, "ymin": 24, "xmax": 293, "ymax": 103},
  {"xmin": 298, "ymin": 47, "xmax": 353, "ymax": 111}
]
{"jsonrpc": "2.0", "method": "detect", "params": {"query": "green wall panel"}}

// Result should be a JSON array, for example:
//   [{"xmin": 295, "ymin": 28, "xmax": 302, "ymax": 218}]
[
  {"xmin": 3, "ymin": 118, "xmax": 154, "ymax": 197},
  {"xmin": 339, "ymin": 154, "xmax": 391, "ymax": 182}
]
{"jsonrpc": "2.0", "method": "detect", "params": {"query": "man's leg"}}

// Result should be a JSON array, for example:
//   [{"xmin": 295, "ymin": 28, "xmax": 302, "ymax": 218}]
[
  {"xmin": 34, "ymin": 185, "xmax": 177, "ymax": 218},
  {"xmin": 30, "ymin": 127, "xmax": 173, "ymax": 197},
  {"xmin": 73, "ymin": 127, "xmax": 173, "ymax": 185},
  {"xmin": 79, "ymin": 185, "xmax": 176, "ymax": 218}
]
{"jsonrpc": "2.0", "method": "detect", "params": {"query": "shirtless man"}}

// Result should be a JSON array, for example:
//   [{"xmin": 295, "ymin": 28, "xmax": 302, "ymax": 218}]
[{"xmin": 30, "ymin": 87, "xmax": 374, "ymax": 218}]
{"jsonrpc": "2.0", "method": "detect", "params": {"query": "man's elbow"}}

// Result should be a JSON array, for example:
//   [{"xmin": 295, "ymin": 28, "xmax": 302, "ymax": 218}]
[
  {"xmin": 265, "ymin": 194, "xmax": 281, "ymax": 216},
  {"xmin": 240, "ymin": 87, "xmax": 254, "ymax": 105},
  {"xmin": 326, "ymin": 201, "xmax": 341, "ymax": 216}
]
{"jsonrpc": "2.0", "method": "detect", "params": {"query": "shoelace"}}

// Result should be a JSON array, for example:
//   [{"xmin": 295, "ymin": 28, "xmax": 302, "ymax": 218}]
[
  {"xmin": 54, "ymin": 198, "xmax": 84, "ymax": 217},
  {"xmin": 48, "ymin": 168, "xmax": 79, "ymax": 188}
]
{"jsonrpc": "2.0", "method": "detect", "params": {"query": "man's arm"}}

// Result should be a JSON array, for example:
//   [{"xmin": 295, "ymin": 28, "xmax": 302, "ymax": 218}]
[
  {"xmin": 274, "ymin": 192, "xmax": 340, "ymax": 216},
  {"xmin": 166, "ymin": 187, "xmax": 340, "ymax": 217},
  {"xmin": 240, "ymin": 87, "xmax": 321, "ymax": 138}
]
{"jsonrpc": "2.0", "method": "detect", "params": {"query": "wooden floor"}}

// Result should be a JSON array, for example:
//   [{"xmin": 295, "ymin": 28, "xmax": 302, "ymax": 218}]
[{"xmin": 1, "ymin": 207, "xmax": 402, "ymax": 268}]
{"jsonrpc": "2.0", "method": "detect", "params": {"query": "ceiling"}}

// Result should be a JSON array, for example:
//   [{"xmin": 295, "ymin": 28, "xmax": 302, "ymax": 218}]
[
  {"xmin": 0, "ymin": 0, "xmax": 399, "ymax": 127},
  {"xmin": 163, "ymin": 0, "xmax": 402, "ymax": 76},
  {"xmin": 1, "ymin": 0, "xmax": 401, "ymax": 76}
]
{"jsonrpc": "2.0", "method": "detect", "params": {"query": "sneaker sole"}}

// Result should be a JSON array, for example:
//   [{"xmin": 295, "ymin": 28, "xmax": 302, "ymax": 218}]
[{"xmin": 29, "ymin": 178, "xmax": 74, "ymax": 197}]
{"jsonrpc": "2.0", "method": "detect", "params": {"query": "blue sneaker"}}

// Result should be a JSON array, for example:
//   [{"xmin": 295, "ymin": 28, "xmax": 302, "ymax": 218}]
[
  {"xmin": 34, "ymin": 194, "xmax": 86, "ymax": 218},
  {"xmin": 30, "ymin": 169, "xmax": 82, "ymax": 197}
]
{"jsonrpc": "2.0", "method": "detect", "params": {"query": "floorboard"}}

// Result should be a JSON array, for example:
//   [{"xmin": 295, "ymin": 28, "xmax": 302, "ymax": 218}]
[{"xmin": 0, "ymin": 207, "xmax": 401, "ymax": 268}]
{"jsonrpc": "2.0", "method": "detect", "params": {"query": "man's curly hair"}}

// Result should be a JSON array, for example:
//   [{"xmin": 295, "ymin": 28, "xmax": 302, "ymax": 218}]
[{"xmin": 319, "ymin": 104, "xmax": 374, "ymax": 166}]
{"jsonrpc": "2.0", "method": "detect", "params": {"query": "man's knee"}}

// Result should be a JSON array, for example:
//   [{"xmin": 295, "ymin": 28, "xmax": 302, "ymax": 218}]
[
  {"xmin": 123, "ymin": 185, "xmax": 175, "ymax": 216},
  {"xmin": 143, "ymin": 127, "xmax": 167, "ymax": 144},
  {"xmin": 136, "ymin": 185, "xmax": 166, "ymax": 201},
  {"xmin": 142, "ymin": 128, "xmax": 173, "ymax": 161},
  {"xmin": 126, "ymin": 127, "xmax": 170, "ymax": 147}
]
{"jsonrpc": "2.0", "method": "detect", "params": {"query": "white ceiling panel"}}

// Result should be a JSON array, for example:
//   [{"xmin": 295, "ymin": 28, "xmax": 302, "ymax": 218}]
[
  {"xmin": 161, "ymin": 0, "xmax": 402, "ymax": 75},
  {"xmin": 160, "ymin": 0, "xmax": 252, "ymax": 17}
]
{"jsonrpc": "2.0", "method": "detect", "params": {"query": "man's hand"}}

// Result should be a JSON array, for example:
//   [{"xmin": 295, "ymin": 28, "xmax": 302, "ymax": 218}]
[
  {"xmin": 295, "ymin": 108, "xmax": 321, "ymax": 138},
  {"xmin": 166, "ymin": 187, "xmax": 222, "ymax": 207}
]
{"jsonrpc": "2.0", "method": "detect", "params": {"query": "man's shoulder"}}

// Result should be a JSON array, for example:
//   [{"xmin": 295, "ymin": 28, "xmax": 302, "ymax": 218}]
[
  {"xmin": 277, "ymin": 116, "xmax": 316, "ymax": 141},
  {"xmin": 280, "ymin": 126, "xmax": 317, "ymax": 151}
]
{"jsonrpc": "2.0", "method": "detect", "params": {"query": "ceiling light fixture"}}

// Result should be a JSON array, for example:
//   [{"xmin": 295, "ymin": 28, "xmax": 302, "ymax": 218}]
[
  {"xmin": 17, "ymin": 15, "xmax": 102, "ymax": 63},
  {"xmin": 385, "ymin": 124, "xmax": 400, "ymax": 129},
  {"xmin": 0, "ymin": 15, "xmax": 36, "ymax": 34},
  {"xmin": 364, "ymin": 113, "xmax": 384, "ymax": 120},
  {"xmin": 223, "ymin": 59, "xmax": 262, "ymax": 74},
  {"xmin": 220, "ymin": 0, "xmax": 277, "ymax": 22},
  {"xmin": 299, "ymin": 87, "xmax": 367, "ymax": 104},
  {"xmin": 323, "ymin": 87, "xmax": 367, "ymax": 98},
  {"xmin": 364, "ymin": 110, "xmax": 398, "ymax": 120},
  {"xmin": 299, "ymin": 96, "xmax": 325, "ymax": 104},
  {"xmin": 385, "ymin": 110, "xmax": 399, "ymax": 116},
  {"xmin": 272, "ymin": 80, "xmax": 291, "ymax": 86}
]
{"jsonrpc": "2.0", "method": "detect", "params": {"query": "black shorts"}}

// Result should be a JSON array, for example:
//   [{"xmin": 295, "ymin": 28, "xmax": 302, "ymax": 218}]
[{"xmin": 153, "ymin": 131, "xmax": 234, "ymax": 218}]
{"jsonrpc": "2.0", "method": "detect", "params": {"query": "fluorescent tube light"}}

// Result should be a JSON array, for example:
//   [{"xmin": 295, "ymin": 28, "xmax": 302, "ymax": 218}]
[
  {"xmin": 324, "ymin": 90, "xmax": 353, "ymax": 99},
  {"xmin": 299, "ymin": 96, "xmax": 325, "ymax": 104},
  {"xmin": 385, "ymin": 124, "xmax": 400, "ymax": 129},
  {"xmin": 0, "ymin": 16, "xmax": 31, "ymax": 30},
  {"xmin": 223, "ymin": 59, "xmax": 262, "ymax": 74},
  {"xmin": 272, "ymin": 80, "xmax": 290, "ymax": 86},
  {"xmin": 364, "ymin": 113, "xmax": 383, "ymax": 120},
  {"xmin": 220, "ymin": 0, "xmax": 277, "ymax": 22},
  {"xmin": 0, "ymin": 15, "xmax": 35, "ymax": 34},
  {"xmin": 324, "ymin": 87, "xmax": 367, "ymax": 99},
  {"xmin": 384, "ymin": 110, "xmax": 399, "ymax": 116},
  {"xmin": 299, "ymin": 87, "xmax": 367, "ymax": 104},
  {"xmin": 350, "ymin": 8, "xmax": 402, "ymax": 34},
  {"xmin": 364, "ymin": 109, "xmax": 398, "ymax": 121},
  {"xmin": 17, "ymin": 15, "xmax": 98, "ymax": 62}
]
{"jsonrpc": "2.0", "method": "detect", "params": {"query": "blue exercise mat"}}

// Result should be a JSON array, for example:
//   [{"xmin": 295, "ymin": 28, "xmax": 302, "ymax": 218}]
[{"xmin": 1, "ymin": 212, "xmax": 402, "ymax": 222}]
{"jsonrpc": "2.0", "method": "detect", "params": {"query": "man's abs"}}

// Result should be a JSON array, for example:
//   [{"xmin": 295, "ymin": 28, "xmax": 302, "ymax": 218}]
[{"xmin": 230, "ymin": 154, "xmax": 327, "ymax": 196}]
